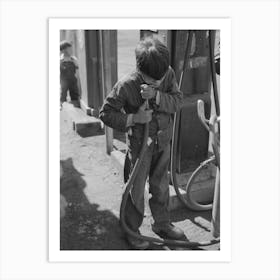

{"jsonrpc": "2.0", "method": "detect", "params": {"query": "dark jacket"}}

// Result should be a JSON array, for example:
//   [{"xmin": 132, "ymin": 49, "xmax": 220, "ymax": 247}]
[{"xmin": 99, "ymin": 66, "xmax": 183, "ymax": 151}]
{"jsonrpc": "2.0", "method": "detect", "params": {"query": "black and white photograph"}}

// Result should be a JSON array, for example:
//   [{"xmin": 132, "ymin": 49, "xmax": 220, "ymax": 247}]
[
  {"xmin": 50, "ymin": 19, "xmax": 230, "ymax": 260},
  {"xmin": 1, "ymin": 0, "xmax": 280, "ymax": 279}
]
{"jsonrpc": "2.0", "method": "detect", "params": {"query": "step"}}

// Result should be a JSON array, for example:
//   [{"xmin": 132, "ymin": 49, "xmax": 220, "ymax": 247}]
[{"xmin": 62, "ymin": 102, "xmax": 104, "ymax": 137}]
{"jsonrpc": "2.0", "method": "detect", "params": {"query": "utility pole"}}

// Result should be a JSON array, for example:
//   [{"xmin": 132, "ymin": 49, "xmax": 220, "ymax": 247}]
[{"xmin": 99, "ymin": 30, "xmax": 115, "ymax": 154}]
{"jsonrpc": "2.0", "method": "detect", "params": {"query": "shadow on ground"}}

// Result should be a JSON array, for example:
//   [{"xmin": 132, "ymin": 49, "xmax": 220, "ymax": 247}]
[
  {"xmin": 59, "ymin": 158, "xmax": 217, "ymax": 251},
  {"xmin": 60, "ymin": 158, "xmax": 128, "ymax": 250},
  {"xmin": 76, "ymin": 125, "xmax": 104, "ymax": 138}
]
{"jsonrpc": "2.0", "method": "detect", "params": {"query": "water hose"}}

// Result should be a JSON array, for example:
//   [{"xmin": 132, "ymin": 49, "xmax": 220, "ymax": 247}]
[
  {"xmin": 184, "ymin": 156, "xmax": 216, "ymax": 211},
  {"xmin": 119, "ymin": 31, "xmax": 220, "ymax": 248},
  {"xmin": 120, "ymin": 100, "xmax": 220, "ymax": 248}
]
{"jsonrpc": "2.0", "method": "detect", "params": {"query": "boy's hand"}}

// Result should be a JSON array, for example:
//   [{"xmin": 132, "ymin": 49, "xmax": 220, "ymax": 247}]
[
  {"xmin": 132, "ymin": 103, "xmax": 153, "ymax": 124},
  {"xmin": 140, "ymin": 84, "xmax": 156, "ymax": 100}
]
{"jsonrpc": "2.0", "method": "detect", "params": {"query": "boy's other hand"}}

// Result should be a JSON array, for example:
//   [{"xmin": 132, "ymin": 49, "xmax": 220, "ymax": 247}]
[
  {"xmin": 133, "ymin": 104, "xmax": 153, "ymax": 124},
  {"xmin": 140, "ymin": 84, "xmax": 156, "ymax": 100}
]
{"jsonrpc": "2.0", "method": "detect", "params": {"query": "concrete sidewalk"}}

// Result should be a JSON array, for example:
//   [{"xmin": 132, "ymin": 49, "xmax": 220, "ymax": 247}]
[{"xmin": 60, "ymin": 104, "xmax": 219, "ymax": 250}]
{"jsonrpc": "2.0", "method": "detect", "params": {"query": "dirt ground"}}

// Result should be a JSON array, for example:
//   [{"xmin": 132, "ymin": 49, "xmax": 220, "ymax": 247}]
[
  {"xmin": 60, "ymin": 106, "xmax": 219, "ymax": 251},
  {"xmin": 60, "ymin": 108, "xmax": 128, "ymax": 250}
]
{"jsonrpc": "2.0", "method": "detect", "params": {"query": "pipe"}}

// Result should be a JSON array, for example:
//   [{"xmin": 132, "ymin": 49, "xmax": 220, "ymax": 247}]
[
  {"xmin": 211, "ymin": 168, "xmax": 220, "ymax": 238},
  {"xmin": 171, "ymin": 30, "xmax": 220, "ymax": 211},
  {"xmin": 209, "ymin": 30, "xmax": 220, "ymax": 117}
]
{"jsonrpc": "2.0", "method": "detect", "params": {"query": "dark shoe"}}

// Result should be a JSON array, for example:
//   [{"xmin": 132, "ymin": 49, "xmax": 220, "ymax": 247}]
[
  {"xmin": 126, "ymin": 231, "xmax": 150, "ymax": 250},
  {"xmin": 152, "ymin": 223, "xmax": 185, "ymax": 240}
]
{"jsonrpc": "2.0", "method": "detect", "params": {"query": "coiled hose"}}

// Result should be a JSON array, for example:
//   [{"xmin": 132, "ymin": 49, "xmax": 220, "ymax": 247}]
[{"xmin": 119, "ymin": 100, "xmax": 220, "ymax": 248}]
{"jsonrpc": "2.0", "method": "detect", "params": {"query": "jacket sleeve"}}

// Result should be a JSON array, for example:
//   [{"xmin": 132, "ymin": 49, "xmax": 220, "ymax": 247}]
[
  {"xmin": 99, "ymin": 83, "xmax": 129, "ymax": 133},
  {"xmin": 157, "ymin": 68, "xmax": 183, "ymax": 114}
]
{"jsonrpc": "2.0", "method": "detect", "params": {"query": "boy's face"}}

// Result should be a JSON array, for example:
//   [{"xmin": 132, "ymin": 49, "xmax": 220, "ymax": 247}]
[
  {"xmin": 140, "ymin": 71, "xmax": 167, "ymax": 89},
  {"xmin": 63, "ymin": 46, "xmax": 73, "ymax": 56}
]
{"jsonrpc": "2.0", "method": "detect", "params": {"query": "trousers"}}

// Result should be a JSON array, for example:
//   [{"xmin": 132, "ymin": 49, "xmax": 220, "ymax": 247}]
[
  {"xmin": 60, "ymin": 78, "xmax": 79, "ymax": 102},
  {"xmin": 123, "ymin": 141, "xmax": 170, "ymax": 231}
]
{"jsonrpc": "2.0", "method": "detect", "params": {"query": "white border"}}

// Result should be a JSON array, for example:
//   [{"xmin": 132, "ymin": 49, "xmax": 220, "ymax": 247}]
[{"xmin": 49, "ymin": 18, "xmax": 231, "ymax": 262}]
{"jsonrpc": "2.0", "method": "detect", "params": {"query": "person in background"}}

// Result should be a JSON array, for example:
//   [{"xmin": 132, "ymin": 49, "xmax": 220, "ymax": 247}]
[
  {"xmin": 60, "ymin": 41, "xmax": 80, "ymax": 108},
  {"xmin": 99, "ymin": 37, "xmax": 185, "ymax": 249}
]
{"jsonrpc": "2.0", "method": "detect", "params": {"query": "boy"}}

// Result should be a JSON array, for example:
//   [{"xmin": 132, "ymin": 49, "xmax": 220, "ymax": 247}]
[
  {"xmin": 60, "ymin": 41, "xmax": 80, "ymax": 107},
  {"xmin": 99, "ymin": 37, "xmax": 184, "ymax": 249}
]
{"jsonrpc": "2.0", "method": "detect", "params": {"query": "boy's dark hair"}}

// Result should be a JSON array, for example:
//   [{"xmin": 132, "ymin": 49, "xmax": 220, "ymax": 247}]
[
  {"xmin": 60, "ymin": 40, "xmax": 72, "ymax": 51},
  {"xmin": 135, "ymin": 37, "xmax": 170, "ymax": 80}
]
